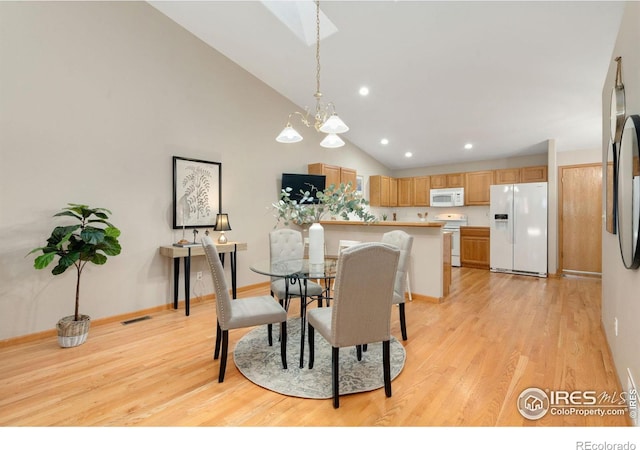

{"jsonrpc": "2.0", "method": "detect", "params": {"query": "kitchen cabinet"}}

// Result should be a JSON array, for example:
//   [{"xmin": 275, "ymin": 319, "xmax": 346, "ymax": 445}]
[
  {"xmin": 465, "ymin": 170, "xmax": 494, "ymax": 205},
  {"xmin": 308, "ymin": 163, "xmax": 357, "ymax": 190},
  {"xmin": 369, "ymin": 175, "xmax": 392, "ymax": 207},
  {"xmin": 494, "ymin": 168, "xmax": 521, "ymax": 185},
  {"xmin": 460, "ymin": 227, "xmax": 490, "ymax": 269},
  {"xmin": 389, "ymin": 177, "xmax": 398, "ymax": 207},
  {"xmin": 520, "ymin": 165, "xmax": 548, "ymax": 183},
  {"xmin": 397, "ymin": 177, "xmax": 413, "ymax": 207},
  {"xmin": 431, "ymin": 173, "xmax": 464, "ymax": 189},
  {"xmin": 413, "ymin": 176, "xmax": 430, "ymax": 206}
]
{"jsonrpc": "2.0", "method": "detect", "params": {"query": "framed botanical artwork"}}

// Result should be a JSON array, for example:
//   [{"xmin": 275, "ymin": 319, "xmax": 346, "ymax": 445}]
[
  {"xmin": 172, "ymin": 156, "xmax": 221, "ymax": 229},
  {"xmin": 356, "ymin": 175, "xmax": 364, "ymax": 196}
]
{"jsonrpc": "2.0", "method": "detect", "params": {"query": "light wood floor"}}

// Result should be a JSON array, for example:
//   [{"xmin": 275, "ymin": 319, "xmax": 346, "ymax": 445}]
[{"xmin": 0, "ymin": 268, "xmax": 630, "ymax": 426}]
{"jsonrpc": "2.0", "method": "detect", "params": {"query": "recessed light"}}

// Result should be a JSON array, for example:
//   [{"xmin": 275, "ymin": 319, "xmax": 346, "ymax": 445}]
[
  {"xmin": 359, "ymin": 86, "xmax": 369, "ymax": 96},
  {"xmin": 380, "ymin": 138, "xmax": 389, "ymax": 145},
  {"xmin": 464, "ymin": 143, "xmax": 473, "ymax": 150},
  {"xmin": 404, "ymin": 152, "xmax": 413, "ymax": 158}
]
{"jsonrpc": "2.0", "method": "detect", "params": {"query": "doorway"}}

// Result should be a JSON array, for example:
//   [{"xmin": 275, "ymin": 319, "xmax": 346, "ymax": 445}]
[{"xmin": 558, "ymin": 163, "xmax": 603, "ymax": 275}]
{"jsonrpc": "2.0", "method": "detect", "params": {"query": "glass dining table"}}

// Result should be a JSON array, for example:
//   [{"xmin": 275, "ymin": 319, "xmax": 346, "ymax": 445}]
[{"xmin": 250, "ymin": 256, "xmax": 338, "ymax": 368}]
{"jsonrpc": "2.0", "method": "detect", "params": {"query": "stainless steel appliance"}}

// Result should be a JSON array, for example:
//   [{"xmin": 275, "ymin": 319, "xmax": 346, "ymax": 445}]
[
  {"xmin": 430, "ymin": 187, "xmax": 464, "ymax": 207},
  {"xmin": 432, "ymin": 213, "xmax": 468, "ymax": 267}
]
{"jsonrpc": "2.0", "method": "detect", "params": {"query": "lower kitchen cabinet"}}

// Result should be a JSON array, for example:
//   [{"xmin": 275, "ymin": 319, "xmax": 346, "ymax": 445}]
[{"xmin": 460, "ymin": 226, "xmax": 490, "ymax": 269}]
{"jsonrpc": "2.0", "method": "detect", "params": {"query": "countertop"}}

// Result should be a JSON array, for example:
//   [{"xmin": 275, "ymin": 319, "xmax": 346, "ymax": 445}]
[{"xmin": 320, "ymin": 220, "xmax": 443, "ymax": 228}]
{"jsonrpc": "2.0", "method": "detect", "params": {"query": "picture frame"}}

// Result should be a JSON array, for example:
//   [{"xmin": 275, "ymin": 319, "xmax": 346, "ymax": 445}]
[
  {"xmin": 356, "ymin": 175, "xmax": 364, "ymax": 196},
  {"xmin": 172, "ymin": 156, "xmax": 221, "ymax": 229}
]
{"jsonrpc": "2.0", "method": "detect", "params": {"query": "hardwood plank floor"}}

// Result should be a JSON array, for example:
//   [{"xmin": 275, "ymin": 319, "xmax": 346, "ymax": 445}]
[{"xmin": 0, "ymin": 268, "xmax": 630, "ymax": 427}]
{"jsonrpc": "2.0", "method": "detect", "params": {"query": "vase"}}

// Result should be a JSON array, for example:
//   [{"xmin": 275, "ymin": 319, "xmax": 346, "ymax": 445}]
[{"xmin": 308, "ymin": 222, "xmax": 325, "ymax": 265}]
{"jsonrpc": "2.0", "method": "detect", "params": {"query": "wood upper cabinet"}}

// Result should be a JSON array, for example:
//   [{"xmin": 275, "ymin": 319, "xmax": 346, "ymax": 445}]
[
  {"xmin": 520, "ymin": 165, "xmax": 548, "ymax": 183},
  {"xmin": 340, "ymin": 167, "xmax": 357, "ymax": 191},
  {"xmin": 389, "ymin": 177, "xmax": 398, "ymax": 207},
  {"xmin": 465, "ymin": 170, "xmax": 494, "ymax": 205},
  {"xmin": 413, "ymin": 176, "xmax": 430, "ymax": 206},
  {"xmin": 308, "ymin": 163, "xmax": 357, "ymax": 190},
  {"xmin": 460, "ymin": 226, "xmax": 490, "ymax": 269},
  {"xmin": 494, "ymin": 168, "xmax": 521, "ymax": 185},
  {"xmin": 431, "ymin": 173, "xmax": 464, "ymax": 189},
  {"xmin": 369, "ymin": 175, "xmax": 392, "ymax": 207},
  {"xmin": 397, "ymin": 177, "xmax": 414, "ymax": 207}
]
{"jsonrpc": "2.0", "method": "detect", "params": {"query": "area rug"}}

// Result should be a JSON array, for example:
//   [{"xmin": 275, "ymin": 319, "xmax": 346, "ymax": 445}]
[{"xmin": 233, "ymin": 318, "xmax": 406, "ymax": 399}]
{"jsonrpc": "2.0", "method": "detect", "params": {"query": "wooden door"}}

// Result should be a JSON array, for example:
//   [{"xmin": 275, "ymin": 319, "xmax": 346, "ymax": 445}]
[
  {"xmin": 465, "ymin": 171, "xmax": 494, "ymax": 205},
  {"xmin": 558, "ymin": 164, "xmax": 602, "ymax": 275}
]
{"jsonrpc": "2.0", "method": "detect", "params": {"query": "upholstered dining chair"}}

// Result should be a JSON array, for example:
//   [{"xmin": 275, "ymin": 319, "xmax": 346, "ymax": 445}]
[
  {"xmin": 202, "ymin": 236, "xmax": 288, "ymax": 382},
  {"xmin": 269, "ymin": 229, "xmax": 325, "ymax": 307},
  {"xmin": 307, "ymin": 242, "xmax": 400, "ymax": 408},
  {"xmin": 381, "ymin": 230, "xmax": 414, "ymax": 341}
]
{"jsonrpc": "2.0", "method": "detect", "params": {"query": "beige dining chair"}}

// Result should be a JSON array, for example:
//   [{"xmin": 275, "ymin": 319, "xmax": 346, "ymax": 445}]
[
  {"xmin": 202, "ymin": 236, "xmax": 288, "ymax": 382},
  {"xmin": 307, "ymin": 242, "xmax": 400, "ymax": 408},
  {"xmin": 381, "ymin": 230, "xmax": 414, "ymax": 341},
  {"xmin": 270, "ymin": 229, "xmax": 325, "ymax": 307}
]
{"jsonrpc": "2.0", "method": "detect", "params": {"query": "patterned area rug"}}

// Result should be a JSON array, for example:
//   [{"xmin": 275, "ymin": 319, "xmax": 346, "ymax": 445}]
[{"xmin": 233, "ymin": 318, "xmax": 406, "ymax": 399}]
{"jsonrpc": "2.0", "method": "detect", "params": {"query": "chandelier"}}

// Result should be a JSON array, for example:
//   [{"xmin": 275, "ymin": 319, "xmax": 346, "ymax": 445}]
[{"xmin": 275, "ymin": 0, "xmax": 349, "ymax": 149}]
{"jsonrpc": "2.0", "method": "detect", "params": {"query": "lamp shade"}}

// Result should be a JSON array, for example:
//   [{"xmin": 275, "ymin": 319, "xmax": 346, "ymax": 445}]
[
  {"xmin": 320, "ymin": 133, "xmax": 345, "ymax": 148},
  {"xmin": 214, "ymin": 213, "xmax": 231, "ymax": 231},
  {"xmin": 319, "ymin": 114, "xmax": 349, "ymax": 134},
  {"xmin": 276, "ymin": 125, "xmax": 303, "ymax": 143}
]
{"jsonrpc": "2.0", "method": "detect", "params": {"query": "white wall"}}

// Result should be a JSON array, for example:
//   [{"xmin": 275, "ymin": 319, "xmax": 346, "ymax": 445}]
[
  {"xmin": 0, "ymin": 2, "xmax": 387, "ymax": 340},
  {"xmin": 601, "ymin": 1, "xmax": 640, "ymax": 396}
]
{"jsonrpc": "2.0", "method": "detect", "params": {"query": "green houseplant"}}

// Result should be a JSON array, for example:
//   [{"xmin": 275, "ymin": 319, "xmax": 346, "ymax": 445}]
[
  {"xmin": 28, "ymin": 204, "xmax": 122, "ymax": 347},
  {"xmin": 273, "ymin": 182, "xmax": 377, "ymax": 226}
]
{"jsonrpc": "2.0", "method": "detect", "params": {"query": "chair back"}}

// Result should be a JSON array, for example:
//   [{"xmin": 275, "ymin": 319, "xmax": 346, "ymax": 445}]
[
  {"xmin": 381, "ymin": 230, "xmax": 414, "ymax": 303},
  {"xmin": 202, "ymin": 236, "xmax": 233, "ymax": 330},
  {"xmin": 270, "ymin": 229, "xmax": 304, "ymax": 281},
  {"xmin": 331, "ymin": 242, "xmax": 399, "ymax": 347}
]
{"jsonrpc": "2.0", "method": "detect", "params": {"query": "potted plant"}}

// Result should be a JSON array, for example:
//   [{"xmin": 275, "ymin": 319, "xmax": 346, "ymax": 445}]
[
  {"xmin": 28, "ymin": 204, "xmax": 122, "ymax": 347},
  {"xmin": 272, "ymin": 183, "xmax": 376, "ymax": 264},
  {"xmin": 272, "ymin": 182, "xmax": 377, "ymax": 226}
]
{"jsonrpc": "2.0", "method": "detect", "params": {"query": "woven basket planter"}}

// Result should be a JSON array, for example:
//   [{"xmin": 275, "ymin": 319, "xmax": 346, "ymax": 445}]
[{"xmin": 56, "ymin": 315, "xmax": 91, "ymax": 348}]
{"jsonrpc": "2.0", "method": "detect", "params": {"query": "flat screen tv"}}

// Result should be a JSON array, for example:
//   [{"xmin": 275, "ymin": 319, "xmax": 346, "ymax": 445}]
[{"xmin": 281, "ymin": 173, "xmax": 326, "ymax": 204}]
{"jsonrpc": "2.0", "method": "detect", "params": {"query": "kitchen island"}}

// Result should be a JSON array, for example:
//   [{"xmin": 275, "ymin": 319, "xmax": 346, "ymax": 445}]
[{"xmin": 320, "ymin": 220, "xmax": 447, "ymax": 302}]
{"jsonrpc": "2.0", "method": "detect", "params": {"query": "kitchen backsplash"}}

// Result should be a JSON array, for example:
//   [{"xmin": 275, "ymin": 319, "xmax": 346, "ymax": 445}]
[{"xmin": 370, "ymin": 205, "xmax": 491, "ymax": 227}]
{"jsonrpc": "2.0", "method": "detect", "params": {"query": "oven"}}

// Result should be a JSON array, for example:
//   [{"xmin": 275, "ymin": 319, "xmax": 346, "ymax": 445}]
[{"xmin": 432, "ymin": 213, "xmax": 468, "ymax": 267}]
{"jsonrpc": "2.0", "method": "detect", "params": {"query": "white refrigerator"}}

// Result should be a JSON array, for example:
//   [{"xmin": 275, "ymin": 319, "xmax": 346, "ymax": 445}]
[{"xmin": 490, "ymin": 182, "xmax": 548, "ymax": 277}]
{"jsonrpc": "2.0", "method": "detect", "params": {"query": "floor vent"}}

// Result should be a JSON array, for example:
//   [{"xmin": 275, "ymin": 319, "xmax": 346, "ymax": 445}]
[{"xmin": 121, "ymin": 315, "xmax": 152, "ymax": 325}]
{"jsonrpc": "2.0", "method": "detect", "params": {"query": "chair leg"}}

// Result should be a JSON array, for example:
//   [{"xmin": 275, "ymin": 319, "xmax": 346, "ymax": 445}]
[
  {"xmin": 332, "ymin": 347, "xmax": 340, "ymax": 408},
  {"xmin": 399, "ymin": 303, "xmax": 408, "ymax": 341},
  {"xmin": 356, "ymin": 345, "xmax": 362, "ymax": 361},
  {"xmin": 308, "ymin": 323, "xmax": 315, "ymax": 369},
  {"xmin": 214, "ymin": 320, "xmax": 222, "ymax": 359},
  {"xmin": 218, "ymin": 329, "xmax": 229, "ymax": 383},
  {"xmin": 280, "ymin": 320, "xmax": 287, "ymax": 369},
  {"xmin": 267, "ymin": 324, "xmax": 273, "ymax": 346},
  {"xmin": 383, "ymin": 340, "xmax": 392, "ymax": 397}
]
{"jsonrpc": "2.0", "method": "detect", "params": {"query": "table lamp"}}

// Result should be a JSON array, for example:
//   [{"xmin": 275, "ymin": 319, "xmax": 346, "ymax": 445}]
[{"xmin": 214, "ymin": 213, "xmax": 231, "ymax": 244}]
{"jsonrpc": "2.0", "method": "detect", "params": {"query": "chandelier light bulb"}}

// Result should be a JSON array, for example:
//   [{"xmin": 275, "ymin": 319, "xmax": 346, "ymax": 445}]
[
  {"xmin": 276, "ymin": 125, "xmax": 303, "ymax": 143},
  {"xmin": 320, "ymin": 133, "xmax": 345, "ymax": 148},
  {"xmin": 319, "ymin": 114, "xmax": 349, "ymax": 134}
]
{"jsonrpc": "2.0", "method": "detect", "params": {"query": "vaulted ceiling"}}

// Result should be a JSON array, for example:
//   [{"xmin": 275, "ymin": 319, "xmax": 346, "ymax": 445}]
[{"xmin": 149, "ymin": 1, "xmax": 625, "ymax": 170}]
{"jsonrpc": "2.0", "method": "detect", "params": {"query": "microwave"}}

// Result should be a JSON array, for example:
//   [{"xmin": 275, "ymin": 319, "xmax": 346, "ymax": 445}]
[{"xmin": 430, "ymin": 187, "xmax": 465, "ymax": 207}]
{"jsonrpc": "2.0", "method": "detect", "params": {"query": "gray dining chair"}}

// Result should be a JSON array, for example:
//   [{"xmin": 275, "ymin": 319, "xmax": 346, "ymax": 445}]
[
  {"xmin": 381, "ymin": 230, "xmax": 414, "ymax": 341},
  {"xmin": 202, "ymin": 236, "xmax": 288, "ymax": 382},
  {"xmin": 269, "ymin": 229, "xmax": 325, "ymax": 307},
  {"xmin": 307, "ymin": 242, "xmax": 400, "ymax": 408}
]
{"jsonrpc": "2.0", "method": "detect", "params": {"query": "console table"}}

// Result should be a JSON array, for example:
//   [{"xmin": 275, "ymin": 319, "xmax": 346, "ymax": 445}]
[{"xmin": 159, "ymin": 241, "xmax": 248, "ymax": 316}]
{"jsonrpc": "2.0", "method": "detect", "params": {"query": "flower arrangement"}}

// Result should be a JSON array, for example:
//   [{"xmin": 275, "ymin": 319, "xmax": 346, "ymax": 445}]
[{"xmin": 273, "ymin": 182, "xmax": 377, "ymax": 226}]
